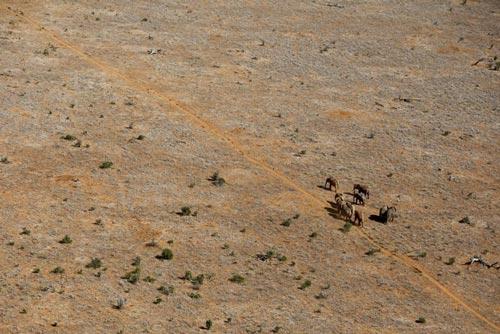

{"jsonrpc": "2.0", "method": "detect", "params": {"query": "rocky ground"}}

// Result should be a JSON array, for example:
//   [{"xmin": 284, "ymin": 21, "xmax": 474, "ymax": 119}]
[{"xmin": 0, "ymin": 0, "xmax": 499, "ymax": 333}]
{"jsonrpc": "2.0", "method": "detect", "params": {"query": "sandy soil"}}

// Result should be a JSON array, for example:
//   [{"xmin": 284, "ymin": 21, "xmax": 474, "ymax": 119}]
[{"xmin": 0, "ymin": 1, "xmax": 499, "ymax": 333}]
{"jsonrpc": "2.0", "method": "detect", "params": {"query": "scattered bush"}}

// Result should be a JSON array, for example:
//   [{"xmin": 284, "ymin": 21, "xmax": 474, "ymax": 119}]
[
  {"xmin": 339, "ymin": 222, "xmax": 352, "ymax": 233},
  {"xmin": 153, "ymin": 297, "xmax": 162, "ymax": 304},
  {"xmin": 445, "ymin": 257, "xmax": 455, "ymax": 265},
  {"xmin": 157, "ymin": 285, "xmax": 174, "ymax": 295},
  {"xmin": 299, "ymin": 279, "xmax": 311, "ymax": 290},
  {"xmin": 156, "ymin": 248, "xmax": 173, "ymax": 260},
  {"xmin": 178, "ymin": 206, "xmax": 192, "ymax": 216},
  {"xmin": 416, "ymin": 317, "xmax": 426, "ymax": 324},
  {"xmin": 208, "ymin": 172, "xmax": 225, "ymax": 186},
  {"xmin": 131, "ymin": 256, "xmax": 141, "ymax": 266},
  {"xmin": 204, "ymin": 320, "xmax": 212, "ymax": 330},
  {"xmin": 86, "ymin": 258, "xmax": 102, "ymax": 269},
  {"xmin": 59, "ymin": 235, "xmax": 72, "ymax": 244},
  {"xmin": 122, "ymin": 268, "xmax": 140, "ymax": 284},
  {"xmin": 99, "ymin": 161, "xmax": 113, "ymax": 169},
  {"xmin": 113, "ymin": 297, "xmax": 126, "ymax": 310},
  {"xmin": 188, "ymin": 292, "xmax": 201, "ymax": 299},
  {"xmin": 51, "ymin": 266, "xmax": 64, "ymax": 274},
  {"xmin": 365, "ymin": 248, "xmax": 380, "ymax": 256},
  {"xmin": 143, "ymin": 276, "xmax": 156, "ymax": 283},
  {"xmin": 61, "ymin": 134, "xmax": 76, "ymax": 141},
  {"xmin": 229, "ymin": 274, "xmax": 245, "ymax": 284},
  {"xmin": 20, "ymin": 227, "xmax": 30, "ymax": 235}
]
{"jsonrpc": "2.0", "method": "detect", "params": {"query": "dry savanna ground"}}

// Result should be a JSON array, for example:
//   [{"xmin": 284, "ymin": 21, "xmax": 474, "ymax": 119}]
[{"xmin": 0, "ymin": 1, "xmax": 499, "ymax": 333}]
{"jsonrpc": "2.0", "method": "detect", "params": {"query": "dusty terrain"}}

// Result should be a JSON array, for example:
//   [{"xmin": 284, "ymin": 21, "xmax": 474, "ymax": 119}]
[{"xmin": 0, "ymin": 0, "xmax": 499, "ymax": 333}]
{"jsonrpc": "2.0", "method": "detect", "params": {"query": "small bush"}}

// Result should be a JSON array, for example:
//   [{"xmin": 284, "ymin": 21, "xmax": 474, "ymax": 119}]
[
  {"xmin": 416, "ymin": 317, "xmax": 426, "ymax": 324},
  {"xmin": 339, "ymin": 222, "xmax": 352, "ymax": 233},
  {"xmin": 143, "ymin": 276, "xmax": 156, "ymax": 283},
  {"xmin": 153, "ymin": 297, "xmax": 162, "ymax": 304},
  {"xmin": 99, "ymin": 161, "xmax": 113, "ymax": 169},
  {"xmin": 51, "ymin": 266, "xmax": 64, "ymax": 274},
  {"xmin": 61, "ymin": 134, "xmax": 76, "ymax": 141},
  {"xmin": 59, "ymin": 235, "xmax": 72, "ymax": 244},
  {"xmin": 445, "ymin": 257, "xmax": 455, "ymax": 265},
  {"xmin": 32, "ymin": 268, "xmax": 40, "ymax": 273},
  {"xmin": 309, "ymin": 232, "xmax": 317, "ymax": 238},
  {"xmin": 299, "ymin": 280, "xmax": 311, "ymax": 290},
  {"xmin": 0, "ymin": 157, "xmax": 9, "ymax": 164},
  {"xmin": 281, "ymin": 219, "xmax": 292, "ymax": 227},
  {"xmin": 113, "ymin": 297, "xmax": 126, "ymax": 310},
  {"xmin": 20, "ymin": 227, "xmax": 31, "ymax": 235},
  {"xmin": 132, "ymin": 256, "xmax": 141, "ymax": 266},
  {"xmin": 204, "ymin": 320, "xmax": 212, "ymax": 330},
  {"xmin": 208, "ymin": 172, "xmax": 225, "ymax": 186},
  {"xmin": 157, "ymin": 285, "xmax": 174, "ymax": 295},
  {"xmin": 365, "ymin": 248, "xmax": 380, "ymax": 256},
  {"xmin": 156, "ymin": 248, "xmax": 173, "ymax": 260},
  {"xmin": 86, "ymin": 258, "xmax": 102, "ymax": 269},
  {"xmin": 188, "ymin": 292, "xmax": 201, "ymax": 299},
  {"xmin": 229, "ymin": 274, "xmax": 245, "ymax": 284},
  {"xmin": 178, "ymin": 206, "xmax": 192, "ymax": 216},
  {"xmin": 122, "ymin": 267, "xmax": 140, "ymax": 284}
]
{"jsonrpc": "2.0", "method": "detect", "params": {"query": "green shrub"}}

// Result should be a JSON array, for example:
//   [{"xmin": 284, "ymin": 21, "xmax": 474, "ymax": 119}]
[
  {"xmin": 157, "ymin": 285, "xmax": 174, "ymax": 295},
  {"xmin": 156, "ymin": 248, "xmax": 173, "ymax": 260},
  {"xmin": 339, "ymin": 222, "xmax": 352, "ymax": 233},
  {"xmin": 229, "ymin": 274, "xmax": 245, "ymax": 284},
  {"xmin": 51, "ymin": 266, "xmax": 64, "ymax": 274},
  {"xmin": 86, "ymin": 258, "xmax": 102, "ymax": 269},
  {"xmin": 122, "ymin": 267, "xmax": 140, "ymax": 284},
  {"xmin": 299, "ymin": 279, "xmax": 311, "ymax": 290},
  {"xmin": 59, "ymin": 235, "xmax": 72, "ymax": 244},
  {"xmin": 416, "ymin": 317, "xmax": 426, "ymax": 324},
  {"xmin": 99, "ymin": 161, "xmax": 113, "ymax": 169}
]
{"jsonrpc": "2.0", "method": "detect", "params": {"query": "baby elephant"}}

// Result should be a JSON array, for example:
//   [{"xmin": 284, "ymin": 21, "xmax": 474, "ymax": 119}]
[
  {"xmin": 353, "ymin": 184, "xmax": 370, "ymax": 199},
  {"xmin": 353, "ymin": 193, "xmax": 365, "ymax": 205},
  {"xmin": 379, "ymin": 206, "xmax": 397, "ymax": 223},
  {"xmin": 325, "ymin": 177, "xmax": 339, "ymax": 192},
  {"xmin": 352, "ymin": 210, "xmax": 364, "ymax": 227}
]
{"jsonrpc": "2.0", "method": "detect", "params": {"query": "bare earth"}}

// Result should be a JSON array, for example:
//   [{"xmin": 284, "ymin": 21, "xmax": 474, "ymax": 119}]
[{"xmin": 0, "ymin": 1, "xmax": 499, "ymax": 333}]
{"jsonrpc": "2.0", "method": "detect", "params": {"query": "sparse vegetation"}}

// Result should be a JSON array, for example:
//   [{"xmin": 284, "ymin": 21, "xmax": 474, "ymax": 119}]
[
  {"xmin": 51, "ymin": 266, "xmax": 64, "ymax": 274},
  {"xmin": 229, "ymin": 274, "xmax": 245, "ymax": 284},
  {"xmin": 299, "ymin": 280, "xmax": 311, "ymax": 290},
  {"xmin": 20, "ymin": 227, "xmax": 30, "ymax": 235},
  {"xmin": 113, "ymin": 297, "xmax": 126, "ymax": 310},
  {"xmin": 203, "ymin": 320, "xmax": 212, "ymax": 330},
  {"xmin": 122, "ymin": 267, "xmax": 140, "ymax": 284},
  {"xmin": 86, "ymin": 258, "xmax": 102, "ymax": 269},
  {"xmin": 178, "ymin": 206, "xmax": 193, "ymax": 216},
  {"xmin": 208, "ymin": 172, "xmax": 225, "ymax": 186},
  {"xmin": 365, "ymin": 248, "xmax": 380, "ymax": 256},
  {"xmin": 156, "ymin": 248, "xmax": 173, "ymax": 260},
  {"xmin": 99, "ymin": 161, "xmax": 113, "ymax": 169},
  {"xmin": 61, "ymin": 134, "xmax": 76, "ymax": 141},
  {"xmin": 339, "ymin": 222, "xmax": 352, "ymax": 233},
  {"xmin": 59, "ymin": 235, "xmax": 72, "ymax": 244},
  {"xmin": 416, "ymin": 317, "xmax": 426, "ymax": 324},
  {"xmin": 445, "ymin": 257, "xmax": 455, "ymax": 265},
  {"xmin": 188, "ymin": 292, "xmax": 201, "ymax": 299},
  {"xmin": 157, "ymin": 285, "xmax": 174, "ymax": 295}
]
